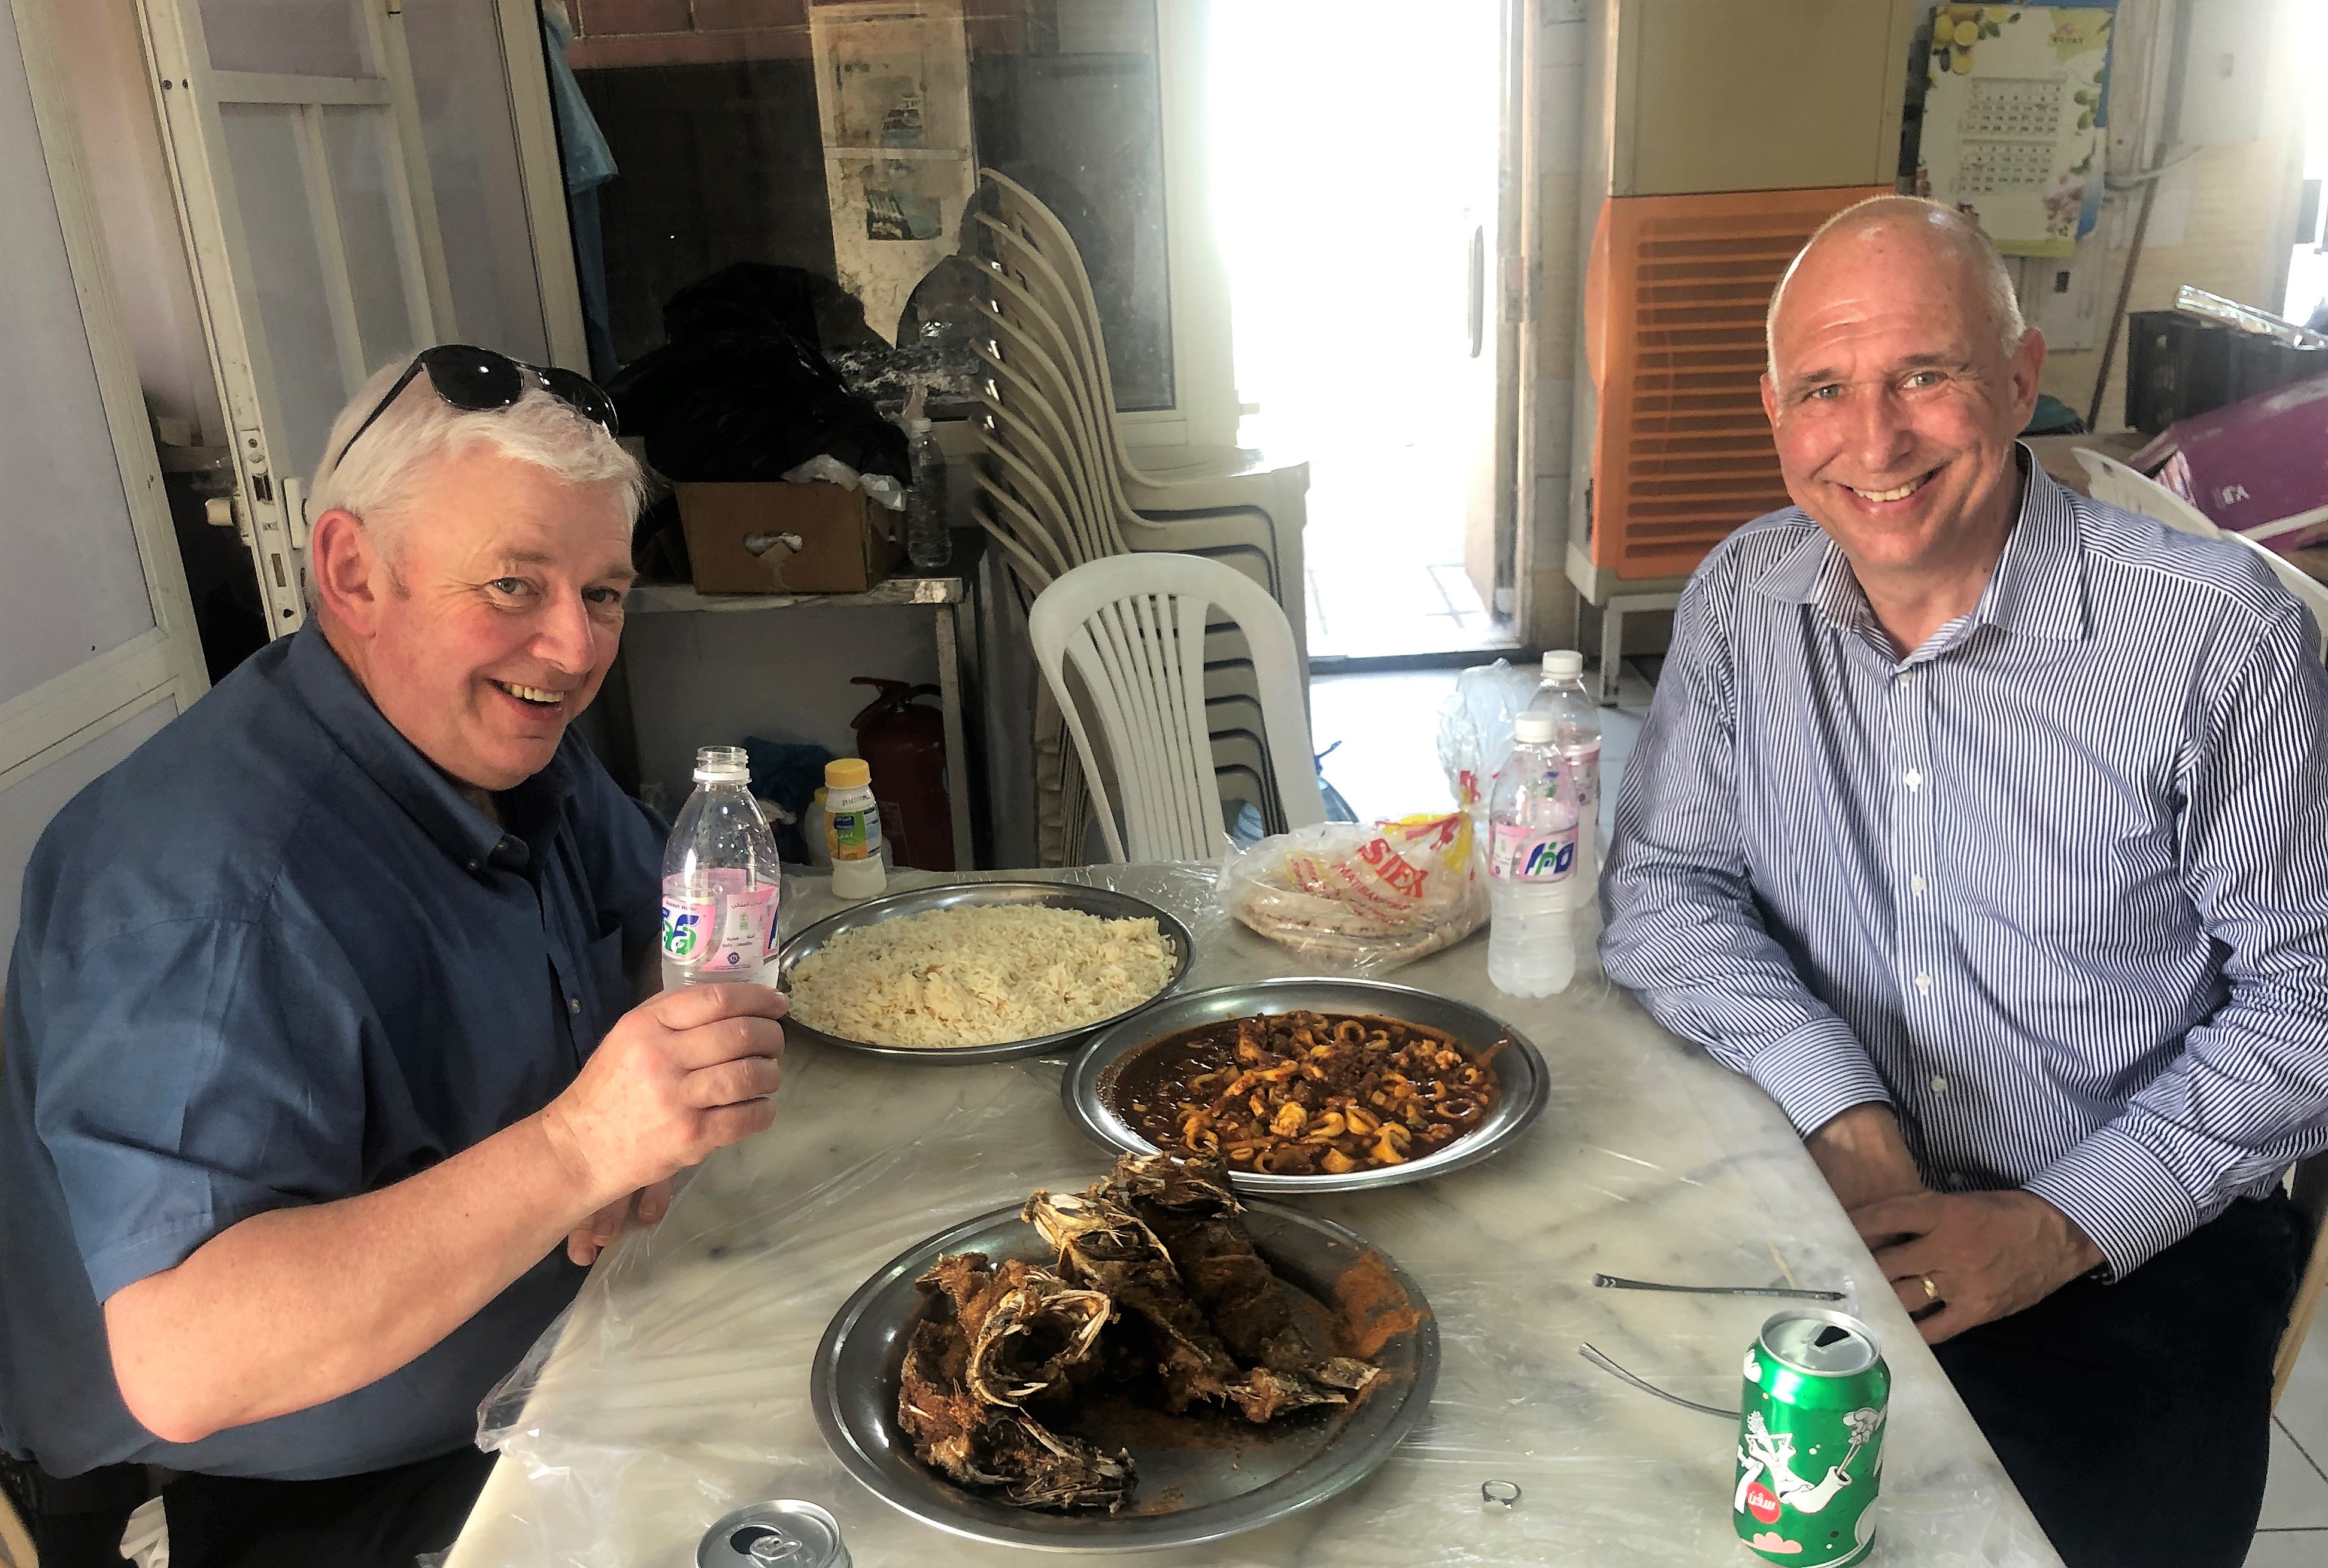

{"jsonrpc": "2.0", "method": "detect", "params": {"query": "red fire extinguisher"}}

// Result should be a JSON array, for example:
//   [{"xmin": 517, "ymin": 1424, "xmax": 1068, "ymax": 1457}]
[{"xmin": 848, "ymin": 677, "xmax": 954, "ymax": 870}]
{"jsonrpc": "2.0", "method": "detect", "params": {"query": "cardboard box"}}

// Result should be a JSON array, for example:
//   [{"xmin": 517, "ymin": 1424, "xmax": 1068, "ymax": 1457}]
[
  {"xmin": 674, "ymin": 481, "xmax": 899, "ymax": 594},
  {"xmin": 2160, "ymin": 372, "xmax": 2328, "ymax": 553}
]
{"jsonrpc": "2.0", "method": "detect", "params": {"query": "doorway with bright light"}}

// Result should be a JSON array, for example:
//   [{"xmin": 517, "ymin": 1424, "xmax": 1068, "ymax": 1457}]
[{"xmin": 1208, "ymin": 2, "xmax": 1522, "ymax": 667}]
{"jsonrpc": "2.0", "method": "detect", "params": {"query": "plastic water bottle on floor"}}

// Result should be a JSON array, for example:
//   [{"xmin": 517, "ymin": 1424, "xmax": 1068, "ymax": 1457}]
[
  {"xmin": 661, "ymin": 746, "xmax": 782, "ymax": 990},
  {"xmin": 1488, "ymin": 711, "xmax": 1580, "ymax": 997},
  {"xmin": 1527, "ymin": 649, "xmax": 1604, "ymax": 885}
]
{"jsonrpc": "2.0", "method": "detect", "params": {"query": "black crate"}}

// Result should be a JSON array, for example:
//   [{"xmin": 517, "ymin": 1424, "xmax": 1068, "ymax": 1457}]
[
  {"xmin": 2127, "ymin": 310, "xmax": 2328, "ymax": 434},
  {"xmin": 2126, "ymin": 310, "xmax": 2232, "ymax": 434}
]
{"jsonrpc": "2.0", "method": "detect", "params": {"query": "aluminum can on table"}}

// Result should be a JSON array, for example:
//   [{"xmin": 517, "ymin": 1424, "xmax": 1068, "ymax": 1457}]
[
  {"xmin": 1733, "ymin": 1309, "xmax": 1890, "ymax": 1566},
  {"xmin": 699, "ymin": 1500, "xmax": 850, "ymax": 1568}
]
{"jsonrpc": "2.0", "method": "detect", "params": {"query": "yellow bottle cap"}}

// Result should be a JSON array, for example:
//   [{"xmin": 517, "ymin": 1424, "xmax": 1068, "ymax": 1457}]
[{"xmin": 825, "ymin": 758, "xmax": 870, "ymax": 789}]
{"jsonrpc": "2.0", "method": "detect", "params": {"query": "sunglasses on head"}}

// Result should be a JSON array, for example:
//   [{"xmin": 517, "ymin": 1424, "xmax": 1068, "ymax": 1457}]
[{"xmin": 331, "ymin": 345, "xmax": 619, "ymax": 470}]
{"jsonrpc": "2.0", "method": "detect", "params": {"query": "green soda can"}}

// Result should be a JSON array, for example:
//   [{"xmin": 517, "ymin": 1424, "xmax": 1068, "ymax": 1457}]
[{"xmin": 1734, "ymin": 1309, "xmax": 1890, "ymax": 1566}]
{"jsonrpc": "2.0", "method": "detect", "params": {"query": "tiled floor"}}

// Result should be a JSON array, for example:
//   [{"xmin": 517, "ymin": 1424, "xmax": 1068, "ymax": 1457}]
[
  {"xmin": 1309, "ymin": 659, "xmax": 1647, "ymax": 826},
  {"xmin": 2262, "ymin": 1327, "xmax": 2328, "ymax": 1561},
  {"xmin": 1291, "ymin": 421, "xmax": 1520, "ymax": 661},
  {"xmin": 1306, "ymin": 557, "xmax": 1515, "ymax": 661},
  {"xmin": 1309, "ymin": 660, "xmax": 2328, "ymax": 1566},
  {"xmin": 1306, "ymin": 557, "xmax": 1514, "ymax": 661}
]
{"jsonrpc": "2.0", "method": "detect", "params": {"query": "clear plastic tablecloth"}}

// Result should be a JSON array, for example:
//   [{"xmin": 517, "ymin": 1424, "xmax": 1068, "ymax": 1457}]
[{"xmin": 445, "ymin": 866, "xmax": 2060, "ymax": 1567}]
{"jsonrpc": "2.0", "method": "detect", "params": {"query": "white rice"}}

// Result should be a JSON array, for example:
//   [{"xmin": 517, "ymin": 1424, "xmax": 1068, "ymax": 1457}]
[{"xmin": 787, "ymin": 904, "xmax": 1176, "ymax": 1049}]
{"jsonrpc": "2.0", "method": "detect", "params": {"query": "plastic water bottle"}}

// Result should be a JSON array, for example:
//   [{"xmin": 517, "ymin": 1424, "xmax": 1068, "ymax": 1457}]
[
  {"xmin": 902, "ymin": 388, "xmax": 951, "ymax": 572},
  {"xmin": 1487, "ymin": 711, "xmax": 1580, "ymax": 996},
  {"xmin": 1526, "ymin": 649, "xmax": 1604, "ymax": 886},
  {"xmin": 660, "ymin": 746, "xmax": 782, "ymax": 990}
]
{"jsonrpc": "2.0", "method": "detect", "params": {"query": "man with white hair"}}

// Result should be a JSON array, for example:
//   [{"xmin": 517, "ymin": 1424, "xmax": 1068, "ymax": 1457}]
[
  {"xmin": 0, "ymin": 348, "xmax": 788, "ymax": 1567},
  {"xmin": 1602, "ymin": 197, "xmax": 2328, "ymax": 1566}
]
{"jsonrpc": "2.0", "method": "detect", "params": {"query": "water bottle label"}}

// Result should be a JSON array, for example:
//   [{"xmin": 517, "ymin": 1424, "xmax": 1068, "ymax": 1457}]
[
  {"xmin": 828, "ymin": 806, "xmax": 883, "ymax": 862},
  {"xmin": 1491, "ymin": 822, "xmax": 1577, "ymax": 882},
  {"xmin": 1567, "ymin": 741, "xmax": 1602, "ymax": 816},
  {"xmin": 661, "ymin": 875, "xmax": 778, "ymax": 975}
]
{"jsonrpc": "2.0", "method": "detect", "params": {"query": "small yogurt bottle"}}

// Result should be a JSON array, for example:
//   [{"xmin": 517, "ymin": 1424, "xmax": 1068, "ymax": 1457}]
[{"xmin": 823, "ymin": 758, "xmax": 888, "ymax": 900}]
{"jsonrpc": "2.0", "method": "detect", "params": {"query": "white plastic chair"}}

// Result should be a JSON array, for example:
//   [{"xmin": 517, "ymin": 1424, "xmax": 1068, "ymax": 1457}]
[
  {"xmin": 975, "ymin": 333, "xmax": 1291, "ymax": 601},
  {"xmin": 973, "ymin": 193, "xmax": 1309, "ymax": 625},
  {"xmin": 1030, "ymin": 555, "xmax": 1326, "ymax": 862},
  {"xmin": 2075, "ymin": 448, "xmax": 2328, "ymax": 660},
  {"xmin": 2074, "ymin": 448, "xmax": 2220, "ymax": 537},
  {"xmin": 981, "ymin": 174, "xmax": 1312, "ymax": 516}
]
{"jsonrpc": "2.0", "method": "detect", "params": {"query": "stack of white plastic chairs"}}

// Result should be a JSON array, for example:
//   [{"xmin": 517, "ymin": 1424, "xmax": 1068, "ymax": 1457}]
[{"xmin": 970, "ymin": 169, "xmax": 1311, "ymax": 865}]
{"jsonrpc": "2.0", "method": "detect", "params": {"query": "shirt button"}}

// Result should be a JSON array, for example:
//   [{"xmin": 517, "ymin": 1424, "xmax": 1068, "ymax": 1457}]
[
  {"xmin": 1914, "ymin": 972, "xmax": 1932, "ymax": 994},
  {"xmin": 466, "ymin": 859, "xmax": 480, "ymax": 873},
  {"xmin": 568, "ymin": 998, "xmax": 582, "ymax": 1015},
  {"xmin": 1931, "ymin": 1073, "xmax": 1948, "ymax": 1092},
  {"xmin": 1904, "ymin": 770, "xmax": 1925, "ymax": 792},
  {"xmin": 1911, "ymin": 874, "xmax": 1928, "ymax": 895}
]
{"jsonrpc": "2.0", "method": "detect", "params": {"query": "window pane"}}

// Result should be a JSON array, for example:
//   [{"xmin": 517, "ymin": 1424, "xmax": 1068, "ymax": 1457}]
[
  {"xmin": 970, "ymin": 0, "xmax": 1171, "ymax": 411},
  {"xmin": 0, "ymin": 0, "xmax": 156, "ymax": 706},
  {"xmin": 566, "ymin": 0, "xmax": 1172, "ymax": 412},
  {"xmin": 218, "ymin": 104, "xmax": 351, "ymax": 484},
  {"xmin": 322, "ymin": 105, "xmax": 423, "ymax": 372},
  {"xmin": 198, "ymin": 0, "xmax": 369, "ymax": 78},
  {"xmin": 399, "ymin": 0, "xmax": 551, "ymax": 364}
]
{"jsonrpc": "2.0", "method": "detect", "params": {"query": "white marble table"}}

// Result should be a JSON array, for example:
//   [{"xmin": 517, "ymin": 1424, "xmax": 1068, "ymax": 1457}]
[{"xmin": 445, "ymin": 866, "xmax": 2062, "ymax": 1567}]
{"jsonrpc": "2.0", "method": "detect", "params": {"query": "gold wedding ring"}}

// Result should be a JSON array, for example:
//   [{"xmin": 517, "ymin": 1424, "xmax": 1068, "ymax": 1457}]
[{"xmin": 1920, "ymin": 1274, "xmax": 1940, "ymax": 1302}]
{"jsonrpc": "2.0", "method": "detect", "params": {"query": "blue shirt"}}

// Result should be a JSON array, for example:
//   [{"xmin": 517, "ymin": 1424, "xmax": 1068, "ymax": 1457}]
[
  {"xmin": 0, "ymin": 626, "xmax": 662, "ymax": 1479},
  {"xmin": 1600, "ymin": 456, "xmax": 2328, "ymax": 1280}
]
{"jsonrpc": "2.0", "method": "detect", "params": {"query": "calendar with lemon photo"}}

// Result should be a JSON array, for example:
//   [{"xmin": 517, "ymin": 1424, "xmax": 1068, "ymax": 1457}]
[{"xmin": 1917, "ymin": 4, "xmax": 2118, "ymax": 257}]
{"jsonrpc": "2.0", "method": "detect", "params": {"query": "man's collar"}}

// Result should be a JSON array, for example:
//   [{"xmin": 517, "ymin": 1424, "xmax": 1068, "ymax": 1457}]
[
  {"xmin": 1749, "ymin": 445, "xmax": 2089, "ymax": 646},
  {"xmin": 281, "ymin": 625, "xmax": 578, "ymax": 873},
  {"xmin": 1966, "ymin": 449, "xmax": 2088, "ymax": 643}
]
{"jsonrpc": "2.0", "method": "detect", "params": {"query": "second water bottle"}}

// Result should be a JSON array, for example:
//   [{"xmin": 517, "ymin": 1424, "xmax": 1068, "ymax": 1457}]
[{"xmin": 1487, "ymin": 711, "xmax": 1583, "ymax": 996}]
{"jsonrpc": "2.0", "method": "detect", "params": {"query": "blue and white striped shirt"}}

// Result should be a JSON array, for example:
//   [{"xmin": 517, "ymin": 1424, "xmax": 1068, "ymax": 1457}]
[{"xmin": 1599, "ymin": 455, "xmax": 2328, "ymax": 1278}]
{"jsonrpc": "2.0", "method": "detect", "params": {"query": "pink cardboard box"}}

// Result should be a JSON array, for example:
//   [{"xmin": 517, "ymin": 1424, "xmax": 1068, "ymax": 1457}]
[{"xmin": 2147, "ymin": 372, "xmax": 2328, "ymax": 553}]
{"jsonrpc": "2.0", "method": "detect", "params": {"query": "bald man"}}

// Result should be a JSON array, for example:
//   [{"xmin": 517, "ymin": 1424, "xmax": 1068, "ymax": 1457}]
[{"xmin": 1601, "ymin": 196, "xmax": 2328, "ymax": 1566}]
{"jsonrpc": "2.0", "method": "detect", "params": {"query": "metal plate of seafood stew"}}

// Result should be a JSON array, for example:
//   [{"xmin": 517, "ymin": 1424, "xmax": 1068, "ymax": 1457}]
[
  {"xmin": 1063, "ymin": 978, "xmax": 1549, "ymax": 1193},
  {"xmin": 775, "ymin": 880, "xmax": 1195, "ymax": 1063},
  {"xmin": 813, "ymin": 1196, "xmax": 1436, "ymax": 1552}
]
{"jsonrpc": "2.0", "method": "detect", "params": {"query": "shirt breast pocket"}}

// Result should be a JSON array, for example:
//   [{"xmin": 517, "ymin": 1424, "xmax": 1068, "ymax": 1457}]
[{"xmin": 581, "ymin": 926, "xmax": 630, "ymax": 1051}]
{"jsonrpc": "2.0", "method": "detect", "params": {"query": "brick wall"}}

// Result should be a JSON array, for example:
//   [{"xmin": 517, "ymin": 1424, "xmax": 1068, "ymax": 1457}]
[{"xmin": 566, "ymin": 0, "xmax": 1027, "ymax": 72}]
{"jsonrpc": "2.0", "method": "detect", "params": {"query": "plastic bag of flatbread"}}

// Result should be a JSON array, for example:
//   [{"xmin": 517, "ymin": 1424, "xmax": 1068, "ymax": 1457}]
[{"xmin": 1220, "ymin": 812, "xmax": 1486, "ymax": 971}]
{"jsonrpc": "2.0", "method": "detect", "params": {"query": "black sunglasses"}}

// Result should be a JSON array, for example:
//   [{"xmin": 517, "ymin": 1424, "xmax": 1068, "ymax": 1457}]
[{"xmin": 331, "ymin": 345, "xmax": 618, "ymax": 470}]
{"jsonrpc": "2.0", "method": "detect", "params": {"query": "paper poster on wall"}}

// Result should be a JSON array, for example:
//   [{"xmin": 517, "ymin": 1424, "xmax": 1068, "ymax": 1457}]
[
  {"xmin": 1916, "ymin": 4, "xmax": 2117, "ymax": 257},
  {"xmin": 810, "ymin": 0, "xmax": 979, "ymax": 343}
]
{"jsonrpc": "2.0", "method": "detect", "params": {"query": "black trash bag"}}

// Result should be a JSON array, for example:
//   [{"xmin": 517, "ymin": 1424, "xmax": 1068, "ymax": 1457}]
[
  {"xmin": 606, "ymin": 264, "xmax": 906, "ymax": 486},
  {"xmin": 661, "ymin": 262, "xmax": 884, "ymax": 355},
  {"xmin": 741, "ymin": 736, "xmax": 837, "ymax": 864}
]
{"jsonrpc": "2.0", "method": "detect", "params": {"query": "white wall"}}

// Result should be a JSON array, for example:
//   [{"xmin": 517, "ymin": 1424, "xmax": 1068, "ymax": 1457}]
[
  {"xmin": 2038, "ymin": 0, "xmax": 2311, "ymax": 428},
  {"xmin": 1529, "ymin": 0, "xmax": 1588, "ymax": 646},
  {"xmin": 619, "ymin": 604, "xmax": 943, "ymax": 810}
]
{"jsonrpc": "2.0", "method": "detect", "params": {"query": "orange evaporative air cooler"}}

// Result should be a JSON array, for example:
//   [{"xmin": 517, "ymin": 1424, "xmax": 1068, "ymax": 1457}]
[{"xmin": 1582, "ymin": 184, "xmax": 1889, "ymax": 584}]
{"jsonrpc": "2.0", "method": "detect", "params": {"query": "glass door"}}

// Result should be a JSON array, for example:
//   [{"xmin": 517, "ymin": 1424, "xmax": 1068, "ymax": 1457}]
[{"xmin": 139, "ymin": 0, "xmax": 452, "ymax": 634}]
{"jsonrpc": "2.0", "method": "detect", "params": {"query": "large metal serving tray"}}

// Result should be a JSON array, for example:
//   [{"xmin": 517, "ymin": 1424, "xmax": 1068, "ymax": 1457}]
[
  {"xmin": 1062, "ymin": 977, "xmax": 1549, "ymax": 1193},
  {"xmin": 812, "ymin": 1199, "xmax": 1438, "ymax": 1552},
  {"xmin": 775, "ymin": 880, "xmax": 1195, "ymax": 1063}
]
